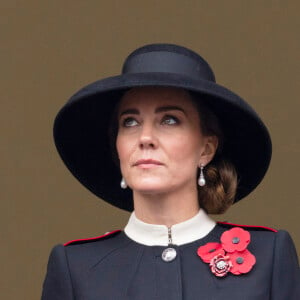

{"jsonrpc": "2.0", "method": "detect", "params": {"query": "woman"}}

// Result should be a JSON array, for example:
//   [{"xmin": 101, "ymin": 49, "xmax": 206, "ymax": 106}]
[{"xmin": 42, "ymin": 44, "xmax": 299, "ymax": 299}]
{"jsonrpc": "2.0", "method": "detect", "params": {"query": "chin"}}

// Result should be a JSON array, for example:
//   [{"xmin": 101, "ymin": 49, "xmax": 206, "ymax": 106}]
[{"xmin": 130, "ymin": 180, "xmax": 169, "ymax": 194}]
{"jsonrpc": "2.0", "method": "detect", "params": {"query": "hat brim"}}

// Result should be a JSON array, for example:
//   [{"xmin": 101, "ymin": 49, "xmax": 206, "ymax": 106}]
[{"xmin": 54, "ymin": 72, "xmax": 272, "ymax": 211}]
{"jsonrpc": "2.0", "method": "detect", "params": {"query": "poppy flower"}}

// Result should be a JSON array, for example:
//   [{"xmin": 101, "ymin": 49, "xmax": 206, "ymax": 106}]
[
  {"xmin": 209, "ymin": 254, "xmax": 232, "ymax": 277},
  {"xmin": 221, "ymin": 227, "xmax": 250, "ymax": 253},
  {"xmin": 197, "ymin": 243, "xmax": 225, "ymax": 263},
  {"xmin": 197, "ymin": 227, "xmax": 256, "ymax": 278},
  {"xmin": 229, "ymin": 249, "xmax": 256, "ymax": 275}
]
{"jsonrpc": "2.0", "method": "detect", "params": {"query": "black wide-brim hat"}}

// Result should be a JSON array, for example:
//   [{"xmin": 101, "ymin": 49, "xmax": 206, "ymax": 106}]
[{"xmin": 54, "ymin": 44, "xmax": 272, "ymax": 212}]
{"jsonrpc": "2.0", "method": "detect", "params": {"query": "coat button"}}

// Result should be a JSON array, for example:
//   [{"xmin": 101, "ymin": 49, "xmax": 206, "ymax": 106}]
[{"xmin": 161, "ymin": 247, "xmax": 177, "ymax": 262}]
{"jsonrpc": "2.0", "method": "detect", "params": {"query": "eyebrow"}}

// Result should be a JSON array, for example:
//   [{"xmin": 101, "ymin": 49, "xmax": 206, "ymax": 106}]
[{"xmin": 119, "ymin": 105, "xmax": 186, "ymax": 117}]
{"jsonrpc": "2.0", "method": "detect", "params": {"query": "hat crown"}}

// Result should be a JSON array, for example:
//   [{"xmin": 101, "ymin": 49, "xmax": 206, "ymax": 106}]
[{"xmin": 122, "ymin": 44, "xmax": 216, "ymax": 82}]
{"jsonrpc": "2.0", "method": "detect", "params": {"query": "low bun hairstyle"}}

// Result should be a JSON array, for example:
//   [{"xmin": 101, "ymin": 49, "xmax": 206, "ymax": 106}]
[
  {"xmin": 198, "ymin": 160, "xmax": 237, "ymax": 214},
  {"xmin": 191, "ymin": 92, "xmax": 238, "ymax": 214}
]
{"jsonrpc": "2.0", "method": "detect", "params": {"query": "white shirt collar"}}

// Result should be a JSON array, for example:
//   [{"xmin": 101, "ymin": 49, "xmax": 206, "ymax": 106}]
[{"xmin": 124, "ymin": 209, "xmax": 216, "ymax": 246}]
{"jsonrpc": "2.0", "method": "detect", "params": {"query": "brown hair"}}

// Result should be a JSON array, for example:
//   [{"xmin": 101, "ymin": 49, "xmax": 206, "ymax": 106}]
[{"xmin": 190, "ymin": 92, "xmax": 238, "ymax": 214}]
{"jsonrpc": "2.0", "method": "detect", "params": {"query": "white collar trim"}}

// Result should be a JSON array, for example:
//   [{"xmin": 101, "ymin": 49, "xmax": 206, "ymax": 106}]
[{"xmin": 124, "ymin": 209, "xmax": 216, "ymax": 246}]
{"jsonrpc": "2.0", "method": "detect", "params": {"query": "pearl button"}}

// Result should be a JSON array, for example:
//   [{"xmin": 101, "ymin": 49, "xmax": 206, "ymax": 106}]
[{"xmin": 162, "ymin": 247, "xmax": 177, "ymax": 262}]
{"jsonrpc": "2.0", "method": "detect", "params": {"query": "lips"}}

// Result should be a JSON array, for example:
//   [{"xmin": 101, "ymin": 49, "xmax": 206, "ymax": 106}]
[{"xmin": 133, "ymin": 159, "xmax": 163, "ymax": 167}]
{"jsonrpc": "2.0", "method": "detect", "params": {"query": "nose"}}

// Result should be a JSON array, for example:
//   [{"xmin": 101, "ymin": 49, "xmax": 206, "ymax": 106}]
[{"xmin": 139, "ymin": 123, "xmax": 157, "ymax": 149}]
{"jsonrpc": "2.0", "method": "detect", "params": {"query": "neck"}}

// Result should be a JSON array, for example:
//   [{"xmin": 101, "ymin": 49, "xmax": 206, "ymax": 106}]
[{"xmin": 133, "ymin": 186, "xmax": 200, "ymax": 227}]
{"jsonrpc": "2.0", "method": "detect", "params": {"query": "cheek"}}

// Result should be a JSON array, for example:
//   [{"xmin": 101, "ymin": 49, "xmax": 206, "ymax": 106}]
[
  {"xmin": 167, "ymin": 132, "xmax": 203, "ymax": 162},
  {"xmin": 116, "ymin": 135, "xmax": 126, "ymax": 161},
  {"xmin": 116, "ymin": 134, "xmax": 135, "ymax": 164}
]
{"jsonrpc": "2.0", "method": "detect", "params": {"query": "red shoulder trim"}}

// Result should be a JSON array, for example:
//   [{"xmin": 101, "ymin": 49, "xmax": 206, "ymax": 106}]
[
  {"xmin": 217, "ymin": 221, "xmax": 278, "ymax": 232},
  {"xmin": 63, "ymin": 229, "xmax": 122, "ymax": 246}
]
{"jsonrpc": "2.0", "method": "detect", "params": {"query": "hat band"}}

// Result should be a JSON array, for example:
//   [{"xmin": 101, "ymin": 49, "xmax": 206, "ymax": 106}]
[{"xmin": 122, "ymin": 51, "xmax": 215, "ymax": 82}]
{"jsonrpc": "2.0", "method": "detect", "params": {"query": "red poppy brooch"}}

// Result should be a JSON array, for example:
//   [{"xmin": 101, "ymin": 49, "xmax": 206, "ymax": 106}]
[{"xmin": 197, "ymin": 227, "xmax": 256, "ymax": 277}]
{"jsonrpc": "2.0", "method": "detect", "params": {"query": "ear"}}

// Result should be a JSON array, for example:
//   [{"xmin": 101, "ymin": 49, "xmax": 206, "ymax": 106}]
[{"xmin": 198, "ymin": 135, "xmax": 218, "ymax": 166}]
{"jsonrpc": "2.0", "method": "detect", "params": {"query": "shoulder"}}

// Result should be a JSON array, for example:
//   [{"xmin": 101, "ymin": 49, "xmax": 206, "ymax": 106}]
[
  {"xmin": 47, "ymin": 230, "xmax": 124, "ymax": 259},
  {"xmin": 217, "ymin": 221, "xmax": 278, "ymax": 232},
  {"xmin": 216, "ymin": 221, "xmax": 291, "ymax": 243},
  {"xmin": 212, "ymin": 222, "xmax": 299, "ymax": 297},
  {"xmin": 60, "ymin": 230, "xmax": 131, "ymax": 264},
  {"xmin": 45, "ymin": 230, "xmax": 134, "ymax": 276},
  {"xmin": 216, "ymin": 221, "xmax": 280, "ymax": 242},
  {"xmin": 63, "ymin": 230, "xmax": 122, "ymax": 246},
  {"xmin": 216, "ymin": 221, "xmax": 297, "ymax": 253},
  {"xmin": 45, "ymin": 230, "xmax": 132, "ymax": 281}
]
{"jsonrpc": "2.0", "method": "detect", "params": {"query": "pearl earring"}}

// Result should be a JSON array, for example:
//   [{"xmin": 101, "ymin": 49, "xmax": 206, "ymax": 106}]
[
  {"xmin": 120, "ymin": 177, "xmax": 127, "ymax": 189},
  {"xmin": 198, "ymin": 164, "xmax": 206, "ymax": 187}
]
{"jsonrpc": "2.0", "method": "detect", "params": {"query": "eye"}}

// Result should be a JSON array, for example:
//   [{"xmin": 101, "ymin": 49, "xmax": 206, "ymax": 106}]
[
  {"xmin": 122, "ymin": 117, "xmax": 139, "ymax": 127},
  {"xmin": 161, "ymin": 115, "xmax": 179, "ymax": 125}
]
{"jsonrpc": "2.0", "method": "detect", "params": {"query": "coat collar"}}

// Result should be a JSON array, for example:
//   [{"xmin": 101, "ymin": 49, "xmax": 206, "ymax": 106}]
[{"xmin": 124, "ymin": 209, "xmax": 216, "ymax": 246}]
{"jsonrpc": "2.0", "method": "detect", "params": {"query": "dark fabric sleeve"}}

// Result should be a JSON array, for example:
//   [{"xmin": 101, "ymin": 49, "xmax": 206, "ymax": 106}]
[
  {"xmin": 271, "ymin": 230, "xmax": 300, "ymax": 300},
  {"xmin": 41, "ymin": 245, "xmax": 74, "ymax": 300}
]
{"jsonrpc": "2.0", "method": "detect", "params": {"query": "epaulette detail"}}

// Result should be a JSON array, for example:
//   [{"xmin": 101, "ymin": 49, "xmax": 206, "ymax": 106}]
[
  {"xmin": 64, "ymin": 229, "xmax": 122, "ymax": 246},
  {"xmin": 217, "ymin": 221, "xmax": 277, "ymax": 232}
]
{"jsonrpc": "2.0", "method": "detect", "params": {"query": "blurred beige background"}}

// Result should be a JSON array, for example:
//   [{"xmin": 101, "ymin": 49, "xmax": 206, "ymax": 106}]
[{"xmin": 1, "ymin": 1, "xmax": 299, "ymax": 298}]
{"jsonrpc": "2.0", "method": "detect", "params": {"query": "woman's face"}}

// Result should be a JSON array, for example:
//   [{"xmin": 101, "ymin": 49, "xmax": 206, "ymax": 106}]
[{"xmin": 116, "ymin": 87, "xmax": 217, "ymax": 196}]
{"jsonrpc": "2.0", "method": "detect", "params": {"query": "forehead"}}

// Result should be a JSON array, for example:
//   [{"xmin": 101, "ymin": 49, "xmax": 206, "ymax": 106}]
[{"xmin": 119, "ymin": 87, "xmax": 197, "ymax": 111}]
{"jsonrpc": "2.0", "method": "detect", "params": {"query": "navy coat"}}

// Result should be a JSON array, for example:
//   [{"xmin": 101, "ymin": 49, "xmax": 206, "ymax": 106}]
[{"xmin": 41, "ymin": 223, "xmax": 300, "ymax": 299}]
